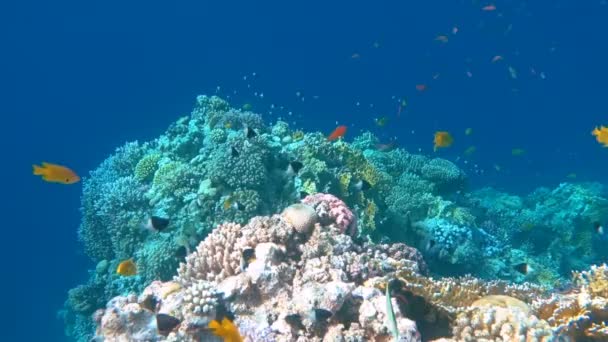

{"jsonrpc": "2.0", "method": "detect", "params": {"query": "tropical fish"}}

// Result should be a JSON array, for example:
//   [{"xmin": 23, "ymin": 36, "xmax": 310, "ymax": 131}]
[
  {"xmin": 286, "ymin": 161, "xmax": 304, "ymax": 176},
  {"xmin": 244, "ymin": 126, "xmax": 257, "ymax": 139},
  {"xmin": 231, "ymin": 146, "xmax": 240, "ymax": 158},
  {"xmin": 511, "ymin": 148, "xmax": 526, "ymax": 156},
  {"xmin": 433, "ymin": 131, "xmax": 454, "ymax": 151},
  {"xmin": 145, "ymin": 216, "xmax": 170, "ymax": 233},
  {"xmin": 464, "ymin": 146, "xmax": 476, "ymax": 156},
  {"xmin": 465, "ymin": 128, "xmax": 473, "ymax": 135},
  {"xmin": 351, "ymin": 53, "xmax": 361, "ymax": 59},
  {"xmin": 156, "ymin": 313, "xmax": 181, "ymax": 336},
  {"xmin": 33, "ymin": 162, "xmax": 80, "ymax": 184},
  {"xmin": 375, "ymin": 116, "xmax": 389, "ymax": 127},
  {"xmin": 594, "ymin": 222, "xmax": 604, "ymax": 235},
  {"xmin": 491, "ymin": 55, "xmax": 504, "ymax": 63},
  {"xmin": 435, "ymin": 35, "xmax": 448, "ymax": 43},
  {"xmin": 223, "ymin": 197, "xmax": 244, "ymax": 211},
  {"xmin": 592, "ymin": 126, "xmax": 608, "ymax": 147},
  {"xmin": 375, "ymin": 141, "xmax": 397, "ymax": 152},
  {"xmin": 385, "ymin": 279, "xmax": 400, "ymax": 340},
  {"xmin": 351, "ymin": 179, "xmax": 372, "ymax": 192},
  {"xmin": 508, "ymin": 66, "xmax": 518, "ymax": 79},
  {"xmin": 208, "ymin": 317, "xmax": 244, "ymax": 342},
  {"xmin": 415, "ymin": 84, "xmax": 427, "ymax": 92},
  {"xmin": 140, "ymin": 295, "xmax": 158, "ymax": 312},
  {"xmin": 117, "ymin": 259, "xmax": 137, "ymax": 276},
  {"xmin": 327, "ymin": 125, "xmax": 347, "ymax": 141},
  {"xmin": 241, "ymin": 103, "xmax": 252, "ymax": 111},
  {"xmin": 240, "ymin": 247, "xmax": 256, "ymax": 272},
  {"xmin": 566, "ymin": 173, "xmax": 577, "ymax": 179},
  {"xmin": 482, "ymin": 4, "xmax": 497, "ymax": 11},
  {"xmin": 514, "ymin": 262, "xmax": 533, "ymax": 275},
  {"xmin": 224, "ymin": 122, "xmax": 233, "ymax": 129},
  {"xmin": 284, "ymin": 314, "xmax": 305, "ymax": 330},
  {"xmin": 313, "ymin": 308, "xmax": 332, "ymax": 321}
]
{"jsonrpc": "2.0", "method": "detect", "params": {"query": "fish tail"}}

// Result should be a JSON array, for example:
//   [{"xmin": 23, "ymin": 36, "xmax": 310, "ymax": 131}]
[{"xmin": 33, "ymin": 164, "xmax": 45, "ymax": 175}]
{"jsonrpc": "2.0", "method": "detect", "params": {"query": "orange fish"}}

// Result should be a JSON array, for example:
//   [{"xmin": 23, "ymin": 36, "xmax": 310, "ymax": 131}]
[
  {"xmin": 33, "ymin": 162, "xmax": 80, "ymax": 184},
  {"xmin": 117, "ymin": 259, "xmax": 137, "ymax": 276},
  {"xmin": 208, "ymin": 318, "xmax": 243, "ymax": 342},
  {"xmin": 433, "ymin": 131, "xmax": 453, "ymax": 151},
  {"xmin": 416, "ymin": 84, "xmax": 427, "ymax": 92},
  {"xmin": 482, "ymin": 4, "xmax": 496, "ymax": 11},
  {"xmin": 328, "ymin": 125, "xmax": 347, "ymax": 141},
  {"xmin": 592, "ymin": 126, "xmax": 608, "ymax": 147}
]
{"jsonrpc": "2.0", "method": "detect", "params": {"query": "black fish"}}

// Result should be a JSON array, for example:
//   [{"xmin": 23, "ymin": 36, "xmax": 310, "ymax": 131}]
[
  {"xmin": 245, "ymin": 127, "xmax": 257, "ymax": 139},
  {"xmin": 231, "ymin": 146, "xmax": 240, "ymax": 158},
  {"xmin": 313, "ymin": 308, "xmax": 333, "ymax": 321},
  {"xmin": 149, "ymin": 216, "xmax": 170, "ymax": 232},
  {"xmin": 285, "ymin": 313, "xmax": 305, "ymax": 330},
  {"xmin": 352, "ymin": 179, "xmax": 372, "ymax": 191},
  {"xmin": 514, "ymin": 262, "xmax": 532, "ymax": 275},
  {"xmin": 240, "ymin": 247, "xmax": 256, "ymax": 271},
  {"xmin": 156, "ymin": 314, "xmax": 181, "ymax": 336},
  {"xmin": 299, "ymin": 191, "xmax": 309, "ymax": 199},
  {"xmin": 140, "ymin": 295, "xmax": 158, "ymax": 312},
  {"xmin": 287, "ymin": 161, "xmax": 304, "ymax": 175}
]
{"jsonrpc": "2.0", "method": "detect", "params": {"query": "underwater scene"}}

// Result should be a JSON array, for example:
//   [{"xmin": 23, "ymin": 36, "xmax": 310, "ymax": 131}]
[{"xmin": 8, "ymin": 0, "xmax": 608, "ymax": 341}]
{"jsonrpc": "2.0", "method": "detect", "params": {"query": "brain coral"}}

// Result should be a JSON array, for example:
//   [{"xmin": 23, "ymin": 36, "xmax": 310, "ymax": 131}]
[{"xmin": 281, "ymin": 203, "xmax": 318, "ymax": 234}]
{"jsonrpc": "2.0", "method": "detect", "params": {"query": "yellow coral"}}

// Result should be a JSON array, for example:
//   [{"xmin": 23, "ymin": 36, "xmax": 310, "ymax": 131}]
[
  {"xmin": 338, "ymin": 172, "xmax": 352, "ymax": 196},
  {"xmin": 302, "ymin": 178, "xmax": 317, "ymax": 195},
  {"xmin": 574, "ymin": 264, "xmax": 608, "ymax": 297},
  {"xmin": 360, "ymin": 198, "xmax": 378, "ymax": 231}
]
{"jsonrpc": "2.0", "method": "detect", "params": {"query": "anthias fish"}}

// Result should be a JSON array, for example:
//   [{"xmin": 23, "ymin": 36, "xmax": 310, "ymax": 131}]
[{"xmin": 33, "ymin": 162, "xmax": 80, "ymax": 184}]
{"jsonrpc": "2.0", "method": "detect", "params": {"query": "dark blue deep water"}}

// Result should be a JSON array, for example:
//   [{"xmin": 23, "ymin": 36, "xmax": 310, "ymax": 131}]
[{"xmin": 3, "ymin": 0, "xmax": 608, "ymax": 340}]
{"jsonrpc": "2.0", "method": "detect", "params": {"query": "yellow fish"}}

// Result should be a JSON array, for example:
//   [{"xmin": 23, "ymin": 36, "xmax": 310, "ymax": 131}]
[
  {"xmin": 208, "ymin": 318, "xmax": 243, "ymax": 342},
  {"xmin": 117, "ymin": 259, "xmax": 137, "ymax": 276},
  {"xmin": 433, "ymin": 131, "xmax": 453, "ymax": 151},
  {"xmin": 33, "ymin": 162, "xmax": 80, "ymax": 184},
  {"xmin": 511, "ymin": 148, "xmax": 526, "ymax": 156},
  {"xmin": 592, "ymin": 126, "xmax": 608, "ymax": 147},
  {"xmin": 224, "ymin": 122, "xmax": 233, "ymax": 129}
]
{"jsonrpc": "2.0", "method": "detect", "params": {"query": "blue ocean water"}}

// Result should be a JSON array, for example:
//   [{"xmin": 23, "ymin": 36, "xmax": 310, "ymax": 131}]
[{"xmin": 3, "ymin": 0, "xmax": 608, "ymax": 340}]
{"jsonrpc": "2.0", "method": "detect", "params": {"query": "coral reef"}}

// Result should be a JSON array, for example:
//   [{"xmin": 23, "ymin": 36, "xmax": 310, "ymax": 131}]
[
  {"xmin": 90, "ymin": 201, "xmax": 608, "ymax": 342},
  {"xmin": 63, "ymin": 94, "xmax": 608, "ymax": 341}
]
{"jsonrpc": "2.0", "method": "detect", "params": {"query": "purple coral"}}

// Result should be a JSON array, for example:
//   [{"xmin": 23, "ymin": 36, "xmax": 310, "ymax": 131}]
[{"xmin": 302, "ymin": 193, "xmax": 358, "ymax": 237}]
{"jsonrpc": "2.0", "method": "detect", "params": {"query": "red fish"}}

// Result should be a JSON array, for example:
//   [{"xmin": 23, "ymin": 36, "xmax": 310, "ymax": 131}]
[
  {"xmin": 327, "ymin": 125, "xmax": 347, "ymax": 141},
  {"xmin": 482, "ymin": 4, "xmax": 496, "ymax": 11},
  {"xmin": 416, "ymin": 84, "xmax": 427, "ymax": 92}
]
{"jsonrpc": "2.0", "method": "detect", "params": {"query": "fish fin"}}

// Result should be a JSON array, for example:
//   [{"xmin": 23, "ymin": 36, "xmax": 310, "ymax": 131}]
[{"xmin": 33, "ymin": 164, "xmax": 45, "ymax": 175}]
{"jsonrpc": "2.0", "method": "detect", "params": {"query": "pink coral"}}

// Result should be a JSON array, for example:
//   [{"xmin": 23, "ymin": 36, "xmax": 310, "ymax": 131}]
[{"xmin": 302, "ymin": 193, "xmax": 357, "ymax": 236}]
